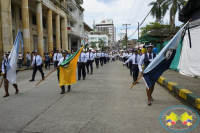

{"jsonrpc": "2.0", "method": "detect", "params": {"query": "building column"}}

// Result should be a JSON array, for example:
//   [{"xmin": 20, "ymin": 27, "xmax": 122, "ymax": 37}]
[
  {"xmin": 36, "ymin": 1, "xmax": 43, "ymax": 56},
  {"xmin": 47, "ymin": 9, "xmax": 53, "ymax": 53},
  {"xmin": 21, "ymin": 0, "xmax": 30, "ymax": 64},
  {"xmin": 61, "ymin": 14, "xmax": 68, "ymax": 50},
  {"xmin": 55, "ymin": 14, "xmax": 61, "ymax": 51},
  {"xmin": 1, "ymin": 0, "xmax": 12, "ymax": 59}
]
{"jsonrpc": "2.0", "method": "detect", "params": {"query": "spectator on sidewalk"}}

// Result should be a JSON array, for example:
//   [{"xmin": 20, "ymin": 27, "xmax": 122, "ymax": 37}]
[
  {"xmin": 45, "ymin": 53, "xmax": 50, "ymax": 70},
  {"xmin": 26, "ymin": 52, "xmax": 31, "ymax": 68},
  {"xmin": 18, "ymin": 51, "xmax": 23, "ymax": 68},
  {"xmin": 53, "ymin": 49, "xmax": 62, "ymax": 68},
  {"xmin": 153, "ymin": 44, "xmax": 158, "ymax": 54}
]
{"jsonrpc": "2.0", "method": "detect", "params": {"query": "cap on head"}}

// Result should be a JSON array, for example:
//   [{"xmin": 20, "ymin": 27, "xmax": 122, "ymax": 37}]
[
  {"xmin": 62, "ymin": 50, "xmax": 67, "ymax": 54},
  {"xmin": 5, "ymin": 51, "xmax": 10, "ymax": 55},
  {"xmin": 34, "ymin": 51, "xmax": 38, "ymax": 53},
  {"xmin": 56, "ymin": 49, "xmax": 59, "ymax": 51},
  {"xmin": 147, "ymin": 44, "xmax": 154, "ymax": 47}
]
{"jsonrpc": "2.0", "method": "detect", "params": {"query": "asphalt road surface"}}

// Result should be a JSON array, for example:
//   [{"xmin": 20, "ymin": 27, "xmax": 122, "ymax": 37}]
[{"xmin": 0, "ymin": 61, "xmax": 199, "ymax": 133}]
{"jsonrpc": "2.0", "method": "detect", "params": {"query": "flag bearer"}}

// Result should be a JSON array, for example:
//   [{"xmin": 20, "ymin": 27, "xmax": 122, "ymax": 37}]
[
  {"xmin": 94, "ymin": 50, "xmax": 100, "ymax": 68},
  {"xmin": 29, "ymin": 51, "xmax": 44, "ymax": 82},
  {"xmin": 78, "ymin": 49, "xmax": 87, "ymax": 80},
  {"xmin": 86, "ymin": 49, "xmax": 94, "ymax": 74},
  {"xmin": 123, "ymin": 49, "xmax": 141, "ymax": 84},
  {"xmin": 138, "ymin": 45, "xmax": 156, "ymax": 106},
  {"xmin": 58, "ymin": 50, "xmax": 71, "ymax": 94},
  {"xmin": 1, "ymin": 51, "xmax": 19, "ymax": 98}
]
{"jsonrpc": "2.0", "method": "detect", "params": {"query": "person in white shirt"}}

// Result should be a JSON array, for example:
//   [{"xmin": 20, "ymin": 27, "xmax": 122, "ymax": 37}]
[
  {"xmin": 103, "ymin": 51, "xmax": 107, "ymax": 64},
  {"xmin": 94, "ymin": 50, "xmax": 101, "ymax": 69},
  {"xmin": 53, "ymin": 49, "xmax": 62, "ymax": 68},
  {"xmin": 123, "ymin": 49, "xmax": 141, "ymax": 84},
  {"xmin": 78, "ymin": 49, "xmax": 87, "ymax": 80},
  {"xmin": 18, "ymin": 51, "xmax": 23, "ymax": 68},
  {"xmin": 29, "ymin": 51, "xmax": 44, "ymax": 82},
  {"xmin": 100, "ymin": 51, "xmax": 104, "ymax": 66},
  {"xmin": 128, "ymin": 50, "xmax": 135, "ymax": 76},
  {"xmin": 26, "ymin": 52, "xmax": 31, "ymax": 68},
  {"xmin": 1, "ymin": 51, "xmax": 19, "ymax": 98},
  {"xmin": 58, "ymin": 50, "xmax": 71, "ymax": 94},
  {"xmin": 85, "ymin": 49, "xmax": 94, "ymax": 74},
  {"xmin": 138, "ymin": 45, "xmax": 157, "ymax": 106}
]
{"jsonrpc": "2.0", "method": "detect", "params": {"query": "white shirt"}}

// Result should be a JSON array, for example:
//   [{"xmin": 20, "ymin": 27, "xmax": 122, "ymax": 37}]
[
  {"xmin": 26, "ymin": 54, "xmax": 31, "ymax": 60},
  {"xmin": 1, "ymin": 59, "xmax": 9, "ymax": 74},
  {"xmin": 100, "ymin": 52, "xmax": 105, "ymax": 57},
  {"xmin": 94, "ymin": 52, "xmax": 101, "ymax": 58},
  {"xmin": 78, "ymin": 52, "xmax": 87, "ymax": 63},
  {"xmin": 18, "ymin": 54, "xmax": 22, "ymax": 59},
  {"xmin": 124, "ymin": 54, "xmax": 141, "ymax": 65},
  {"xmin": 58, "ymin": 56, "xmax": 68, "ymax": 66},
  {"xmin": 85, "ymin": 52, "xmax": 95, "ymax": 60},
  {"xmin": 53, "ymin": 53, "xmax": 62, "ymax": 61},
  {"xmin": 31, "ymin": 55, "xmax": 42, "ymax": 66},
  {"xmin": 138, "ymin": 53, "xmax": 156, "ymax": 72}
]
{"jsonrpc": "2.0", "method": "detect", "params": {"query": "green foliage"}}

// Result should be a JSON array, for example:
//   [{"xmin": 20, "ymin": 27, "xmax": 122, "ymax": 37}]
[
  {"xmin": 90, "ymin": 41, "xmax": 97, "ymax": 49},
  {"xmin": 140, "ymin": 22, "xmax": 170, "ymax": 37},
  {"xmin": 98, "ymin": 39, "xmax": 106, "ymax": 51}
]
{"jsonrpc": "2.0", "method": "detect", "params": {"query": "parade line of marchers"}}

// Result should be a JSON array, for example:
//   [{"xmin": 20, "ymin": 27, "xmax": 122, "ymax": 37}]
[{"xmin": 1, "ymin": 21, "xmax": 190, "ymax": 106}]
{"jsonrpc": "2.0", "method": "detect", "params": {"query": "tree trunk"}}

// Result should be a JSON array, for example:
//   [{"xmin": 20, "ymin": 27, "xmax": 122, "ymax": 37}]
[{"xmin": 170, "ymin": 12, "xmax": 176, "ymax": 33}]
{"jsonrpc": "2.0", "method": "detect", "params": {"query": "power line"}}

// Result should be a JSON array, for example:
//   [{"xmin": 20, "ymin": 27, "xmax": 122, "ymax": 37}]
[
  {"xmin": 121, "ymin": 0, "xmax": 128, "ymax": 25},
  {"xmin": 122, "ymin": 23, "xmax": 131, "ymax": 50},
  {"xmin": 126, "ymin": 0, "xmax": 137, "ymax": 23}
]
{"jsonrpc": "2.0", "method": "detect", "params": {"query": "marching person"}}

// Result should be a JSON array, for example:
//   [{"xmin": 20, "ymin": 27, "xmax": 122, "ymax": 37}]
[
  {"xmin": 53, "ymin": 49, "xmax": 62, "ymax": 68},
  {"xmin": 58, "ymin": 50, "xmax": 71, "ymax": 94},
  {"xmin": 26, "ymin": 52, "xmax": 31, "ymax": 68},
  {"xmin": 94, "ymin": 50, "xmax": 100, "ymax": 68},
  {"xmin": 128, "ymin": 50, "xmax": 134, "ymax": 76},
  {"xmin": 29, "ymin": 51, "xmax": 45, "ymax": 82},
  {"xmin": 100, "ymin": 51, "xmax": 104, "ymax": 66},
  {"xmin": 125, "ymin": 51, "xmax": 130, "ymax": 68},
  {"xmin": 78, "ymin": 49, "xmax": 87, "ymax": 80},
  {"xmin": 138, "ymin": 44, "xmax": 157, "ymax": 106},
  {"xmin": 123, "ymin": 49, "xmax": 141, "ymax": 84},
  {"xmin": 103, "ymin": 51, "xmax": 107, "ymax": 64},
  {"xmin": 1, "ymin": 51, "xmax": 19, "ymax": 98},
  {"xmin": 86, "ymin": 49, "xmax": 94, "ymax": 74}
]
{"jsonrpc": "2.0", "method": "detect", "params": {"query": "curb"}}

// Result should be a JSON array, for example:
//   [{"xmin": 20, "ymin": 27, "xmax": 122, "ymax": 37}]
[
  {"xmin": 157, "ymin": 76, "xmax": 200, "ymax": 110},
  {"xmin": 1, "ymin": 67, "xmax": 33, "ymax": 76}
]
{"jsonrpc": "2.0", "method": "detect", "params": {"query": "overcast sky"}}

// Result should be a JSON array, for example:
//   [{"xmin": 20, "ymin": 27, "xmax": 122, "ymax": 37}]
[{"xmin": 82, "ymin": 0, "xmax": 183, "ymax": 41}]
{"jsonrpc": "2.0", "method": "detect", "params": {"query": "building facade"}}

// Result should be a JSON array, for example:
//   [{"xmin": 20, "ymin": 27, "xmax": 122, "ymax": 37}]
[
  {"xmin": 83, "ymin": 22, "xmax": 92, "ymax": 46},
  {"xmin": 88, "ymin": 34, "xmax": 108, "ymax": 50},
  {"xmin": 93, "ymin": 18, "xmax": 116, "ymax": 46},
  {"xmin": 0, "ymin": 0, "xmax": 83, "ymax": 64}
]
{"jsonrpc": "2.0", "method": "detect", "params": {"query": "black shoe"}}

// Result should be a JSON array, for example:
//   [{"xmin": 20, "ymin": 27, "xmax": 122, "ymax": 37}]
[
  {"xmin": 3, "ymin": 94, "xmax": 9, "ymax": 98},
  {"xmin": 87, "ymin": 72, "xmax": 89, "ymax": 74},
  {"xmin": 29, "ymin": 79, "xmax": 34, "ymax": 82},
  {"xmin": 78, "ymin": 78, "xmax": 80, "ymax": 81},
  {"xmin": 147, "ymin": 102, "xmax": 151, "ymax": 106},
  {"xmin": 151, "ymin": 97, "xmax": 154, "ymax": 101},
  {"xmin": 60, "ymin": 87, "xmax": 65, "ymax": 94},
  {"xmin": 67, "ymin": 86, "xmax": 71, "ymax": 92},
  {"xmin": 15, "ymin": 90, "xmax": 19, "ymax": 94},
  {"xmin": 83, "ymin": 78, "xmax": 85, "ymax": 80}
]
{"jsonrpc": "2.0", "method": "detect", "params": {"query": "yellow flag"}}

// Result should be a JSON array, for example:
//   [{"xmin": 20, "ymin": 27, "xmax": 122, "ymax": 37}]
[{"xmin": 59, "ymin": 46, "xmax": 84, "ymax": 87}]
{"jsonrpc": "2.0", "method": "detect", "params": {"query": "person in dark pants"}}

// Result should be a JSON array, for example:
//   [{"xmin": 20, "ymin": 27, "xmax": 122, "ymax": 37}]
[
  {"xmin": 29, "ymin": 51, "xmax": 44, "ymax": 82},
  {"xmin": 129, "ymin": 50, "xmax": 134, "ymax": 76},
  {"xmin": 1, "ymin": 51, "xmax": 19, "ymax": 98},
  {"xmin": 45, "ymin": 53, "xmax": 50, "ymax": 70},
  {"xmin": 123, "ymin": 49, "xmax": 141, "ymax": 84},
  {"xmin": 78, "ymin": 50, "xmax": 87, "ymax": 80},
  {"xmin": 53, "ymin": 49, "xmax": 62, "ymax": 68},
  {"xmin": 86, "ymin": 49, "xmax": 94, "ymax": 74},
  {"xmin": 58, "ymin": 50, "xmax": 71, "ymax": 94},
  {"xmin": 26, "ymin": 52, "xmax": 31, "ymax": 68},
  {"xmin": 100, "ymin": 51, "xmax": 104, "ymax": 66},
  {"xmin": 94, "ymin": 50, "xmax": 100, "ymax": 68},
  {"xmin": 103, "ymin": 51, "xmax": 107, "ymax": 64}
]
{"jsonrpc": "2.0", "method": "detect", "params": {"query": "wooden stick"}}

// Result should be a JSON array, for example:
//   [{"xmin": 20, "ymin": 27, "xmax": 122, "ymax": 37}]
[
  {"xmin": 130, "ymin": 75, "xmax": 143, "ymax": 90},
  {"xmin": 0, "ymin": 78, "xmax": 4, "ymax": 88},
  {"xmin": 35, "ymin": 67, "xmax": 58, "ymax": 86}
]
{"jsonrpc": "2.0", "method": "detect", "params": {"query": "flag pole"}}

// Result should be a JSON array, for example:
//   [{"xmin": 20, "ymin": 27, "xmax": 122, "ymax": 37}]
[
  {"xmin": 35, "ymin": 66, "xmax": 58, "ymax": 86},
  {"xmin": 0, "ymin": 78, "xmax": 4, "ymax": 88},
  {"xmin": 130, "ymin": 75, "xmax": 143, "ymax": 89}
]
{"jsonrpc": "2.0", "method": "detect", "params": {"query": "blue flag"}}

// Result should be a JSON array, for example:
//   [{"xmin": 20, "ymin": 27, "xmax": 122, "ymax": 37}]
[
  {"xmin": 143, "ymin": 22, "xmax": 189, "ymax": 89},
  {"xmin": 6, "ymin": 30, "xmax": 23, "ymax": 84}
]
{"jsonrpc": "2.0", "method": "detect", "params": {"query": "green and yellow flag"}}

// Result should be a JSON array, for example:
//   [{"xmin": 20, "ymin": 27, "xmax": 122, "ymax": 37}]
[{"xmin": 58, "ymin": 45, "xmax": 85, "ymax": 87}]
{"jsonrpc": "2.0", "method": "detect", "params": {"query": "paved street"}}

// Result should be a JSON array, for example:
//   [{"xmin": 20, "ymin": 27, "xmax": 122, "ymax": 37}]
[{"xmin": 0, "ymin": 61, "xmax": 199, "ymax": 133}]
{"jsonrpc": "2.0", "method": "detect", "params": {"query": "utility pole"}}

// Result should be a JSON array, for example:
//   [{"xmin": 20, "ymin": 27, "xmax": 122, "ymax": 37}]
[
  {"xmin": 138, "ymin": 22, "xmax": 139, "ymax": 48},
  {"xmin": 122, "ymin": 24, "xmax": 131, "ymax": 51}
]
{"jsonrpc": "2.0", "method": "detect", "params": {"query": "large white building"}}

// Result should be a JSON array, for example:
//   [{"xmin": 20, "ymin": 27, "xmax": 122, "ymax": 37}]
[
  {"xmin": 93, "ymin": 18, "xmax": 116, "ymax": 45},
  {"xmin": 66, "ymin": 0, "xmax": 84, "ymax": 52},
  {"xmin": 88, "ymin": 34, "xmax": 108, "ymax": 50}
]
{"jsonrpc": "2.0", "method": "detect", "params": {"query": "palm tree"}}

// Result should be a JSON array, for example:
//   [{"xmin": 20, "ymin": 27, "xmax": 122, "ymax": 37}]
[
  {"xmin": 98, "ymin": 39, "xmax": 106, "ymax": 51},
  {"xmin": 90, "ymin": 41, "xmax": 97, "ymax": 49},
  {"xmin": 149, "ymin": 0, "xmax": 186, "ymax": 33}
]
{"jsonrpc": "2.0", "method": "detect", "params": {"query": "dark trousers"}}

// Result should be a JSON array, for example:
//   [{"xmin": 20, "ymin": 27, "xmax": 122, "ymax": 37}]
[
  {"xmin": 86, "ymin": 60, "xmax": 93, "ymax": 73},
  {"xmin": 78, "ymin": 63, "xmax": 86, "ymax": 79},
  {"xmin": 27, "ymin": 60, "xmax": 30, "ymax": 68},
  {"xmin": 18, "ymin": 59, "xmax": 22, "ymax": 68},
  {"xmin": 125, "ymin": 58, "xmax": 129, "ymax": 68},
  {"xmin": 132, "ymin": 64, "xmax": 139, "ymax": 82},
  {"xmin": 33, "ymin": 65, "xmax": 44, "ymax": 76},
  {"xmin": 100, "ymin": 57, "xmax": 104, "ymax": 66},
  {"xmin": 104, "ymin": 57, "xmax": 107, "ymax": 64},
  {"xmin": 54, "ymin": 61, "xmax": 59, "ymax": 68},
  {"xmin": 45, "ymin": 61, "xmax": 50, "ymax": 69},
  {"xmin": 95, "ymin": 58, "xmax": 100, "ymax": 68},
  {"xmin": 123, "ymin": 57, "xmax": 126, "ymax": 63},
  {"xmin": 129, "ymin": 61, "xmax": 132, "ymax": 75}
]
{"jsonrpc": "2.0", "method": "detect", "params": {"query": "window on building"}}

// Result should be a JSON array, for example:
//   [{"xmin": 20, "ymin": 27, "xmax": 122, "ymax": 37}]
[
  {"xmin": 19, "ymin": 8, "xmax": 22, "ymax": 20},
  {"xmin": 43, "ymin": 18, "xmax": 46, "ymax": 28},
  {"xmin": 32, "ymin": 14, "xmax": 36, "ymax": 25}
]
